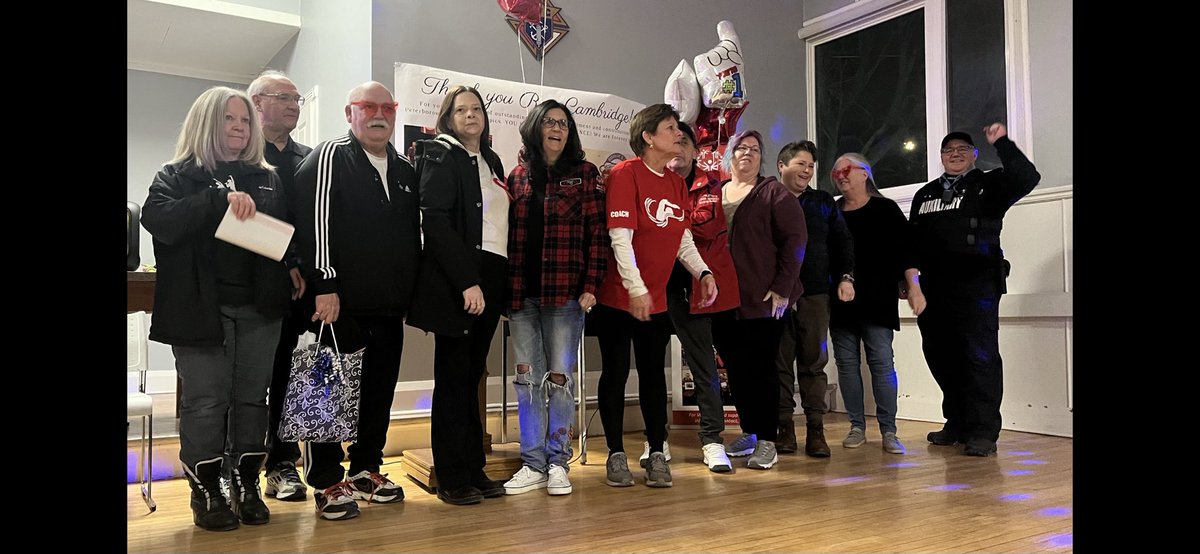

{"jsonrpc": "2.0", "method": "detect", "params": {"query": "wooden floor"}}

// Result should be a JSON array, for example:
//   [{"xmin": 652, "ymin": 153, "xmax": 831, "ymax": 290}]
[{"xmin": 127, "ymin": 415, "xmax": 1073, "ymax": 553}]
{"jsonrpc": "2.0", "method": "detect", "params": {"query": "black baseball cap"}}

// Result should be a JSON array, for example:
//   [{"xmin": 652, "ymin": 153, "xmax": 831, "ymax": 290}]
[
  {"xmin": 678, "ymin": 121, "xmax": 697, "ymax": 146},
  {"xmin": 940, "ymin": 131, "xmax": 975, "ymax": 150}
]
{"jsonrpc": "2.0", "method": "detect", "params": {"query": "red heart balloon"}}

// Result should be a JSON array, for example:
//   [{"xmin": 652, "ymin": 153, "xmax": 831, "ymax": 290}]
[{"xmin": 497, "ymin": 0, "xmax": 545, "ymax": 23}]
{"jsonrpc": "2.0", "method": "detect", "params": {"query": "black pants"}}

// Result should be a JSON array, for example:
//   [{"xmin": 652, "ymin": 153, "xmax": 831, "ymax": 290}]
[
  {"xmin": 917, "ymin": 290, "xmax": 1003, "ymax": 443},
  {"xmin": 302, "ymin": 314, "xmax": 405, "ymax": 490},
  {"xmin": 430, "ymin": 251, "xmax": 506, "ymax": 490},
  {"xmin": 265, "ymin": 295, "xmax": 316, "ymax": 471},
  {"xmin": 665, "ymin": 283, "xmax": 728, "ymax": 446},
  {"xmin": 713, "ymin": 315, "xmax": 784, "ymax": 441},
  {"xmin": 776, "ymin": 294, "xmax": 831, "ymax": 423},
  {"xmin": 593, "ymin": 304, "xmax": 673, "ymax": 455}
]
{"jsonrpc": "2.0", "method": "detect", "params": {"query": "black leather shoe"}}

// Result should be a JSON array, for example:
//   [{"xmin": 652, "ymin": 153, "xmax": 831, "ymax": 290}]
[
  {"xmin": 472, "ymin": 478, "xmax": 506, "ymax": 499},
  {"xmin": 927, "ymin": 429, "xmax": 963, "ymax": 446},
  {"xmin": 963, "ymin": 438, "xmax": 997, "ymax": 457},
  {"xmin": 437, "ymin": 485, "xmax": 483, "ymax": 505},
  {"xmin": 805, "ymin": 424, "xmax": 831, "ymax": 458},
  {"xmin": 775, "ymin": 423, "xmax": 798, "ymax": 454}
]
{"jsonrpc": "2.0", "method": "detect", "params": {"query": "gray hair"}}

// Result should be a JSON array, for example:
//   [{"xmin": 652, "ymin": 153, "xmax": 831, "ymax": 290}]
[
  {"xmin": 834, "ymin": 152, "xmax": 882, "ymax": 198},
  {"xmin": 247, "ymin": 69, "xmax": 293, "ymax": 98}
]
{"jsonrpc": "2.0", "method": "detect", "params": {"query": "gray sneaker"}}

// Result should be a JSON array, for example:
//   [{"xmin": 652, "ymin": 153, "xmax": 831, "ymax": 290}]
[
  {"xmin": 726, "ymin": 433, "xmax": 757, "ymax": 457},
  {"xmin": 746, "ymin": 440, "xmax": 778, "ymax": 469},
  {"xmin": 605, "ymin": 452, "xmax": 635, "ymax": 487},
  {"xmin": 644, "ymin": 452, "xmax": 673, "ymax": 488},
  {"xmin": 882, "ymin": 432, "xmax": 906, "ymax": 454},
  {"xmin": 843, "ymin": 427, "xmax": 866, "ymax": 448}
]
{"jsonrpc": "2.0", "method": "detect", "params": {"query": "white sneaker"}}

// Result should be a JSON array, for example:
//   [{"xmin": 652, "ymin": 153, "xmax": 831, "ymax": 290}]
[
  {"xmin": 503, "ymin": 465, "xmax": 548, "ymax": 495},
  {"xmin": 702, "ymin": 443, "xmax": 733, "ymax": 473},
  {"xmin": 546, "ymin": 464, "xmax": 572, "ymax": 495},
  {"xmin": 639, "ymin": 441, "xmax": 672, "ymax": 468}
]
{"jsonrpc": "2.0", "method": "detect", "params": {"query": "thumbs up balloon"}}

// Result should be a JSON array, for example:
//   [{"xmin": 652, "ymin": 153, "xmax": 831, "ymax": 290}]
[
  {"xmin": 663, "ymin": 59, "xmax": 701, "ymax": 125},
  {"xmin": 693, "ymin": 20, "xmax": 748, "ymax": 109}
]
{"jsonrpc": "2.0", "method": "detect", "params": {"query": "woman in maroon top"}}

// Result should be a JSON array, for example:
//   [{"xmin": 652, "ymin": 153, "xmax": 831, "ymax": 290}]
[{"xmin": 714, "ymin": 130, "xmax": 808, "ymax": 471}]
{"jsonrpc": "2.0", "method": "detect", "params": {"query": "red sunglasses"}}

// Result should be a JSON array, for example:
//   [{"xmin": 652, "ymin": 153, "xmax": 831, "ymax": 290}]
[
  {"xmin": 830, "ymin": 166, "xmax": 861, "ymax": 180},
  {"xmin": 350, "ymin": 101, "xmax": 398, "ymax": 117}
]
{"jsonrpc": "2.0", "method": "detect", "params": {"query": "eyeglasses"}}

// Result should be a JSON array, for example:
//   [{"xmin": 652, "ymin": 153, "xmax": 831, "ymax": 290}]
[
  {"xmin": 940, "ymin": 145, "xmax": 975, "ymax": 155},
  {"xmin": 830, "ymin": 166, "xmax": 862, "ymax": 180},
  {"xmin": 262, "ymin": 93, "xmax": 305, "ymax": 106},
  {"xmin": 541, "ymin": 117, "xmax": 569, "ymax": 130},
  {"xmin": 350, "ymin": 100, "xmax": 398, "ymax": 118},
  {"xmin": 733, "ymin": 145, "xmax": 761, "ymax": 155}
]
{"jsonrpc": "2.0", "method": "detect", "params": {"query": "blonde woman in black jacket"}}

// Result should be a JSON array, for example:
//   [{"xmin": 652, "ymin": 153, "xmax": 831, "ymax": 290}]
[{"xmin": 143, "ymin": 86, "xmax": 300, "ymax": 531}]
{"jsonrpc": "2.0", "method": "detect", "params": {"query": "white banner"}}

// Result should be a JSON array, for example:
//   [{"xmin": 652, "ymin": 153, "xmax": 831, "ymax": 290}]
[{"xmin": 394, "ymin": 62, "xmax": 644, "ymax": 176}]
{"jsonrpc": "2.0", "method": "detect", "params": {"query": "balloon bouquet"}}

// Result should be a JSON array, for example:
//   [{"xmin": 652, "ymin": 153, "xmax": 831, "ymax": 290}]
[
  {"xmin": 664, "ymin": 20, "xmax": 749, "ymax": 182},
  {"xmin": 498, "ymin": 0, "xmax": 552, "ymax": 85}
]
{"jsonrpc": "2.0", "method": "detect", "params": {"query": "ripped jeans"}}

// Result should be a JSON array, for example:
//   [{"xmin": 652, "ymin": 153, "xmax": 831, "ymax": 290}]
[{"xmin": 509, "ymin": 297, "xmax": 584, "ymax": 471}]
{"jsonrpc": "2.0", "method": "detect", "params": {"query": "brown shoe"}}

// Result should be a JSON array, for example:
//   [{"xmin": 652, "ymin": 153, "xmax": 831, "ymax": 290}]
[
  {"xmin": 805, "ymin": 424, "xmax": 831, "ymax": 458},
  {"xmin": 776, "ymin": 423, "xmax": 798, "ymax": 454}
]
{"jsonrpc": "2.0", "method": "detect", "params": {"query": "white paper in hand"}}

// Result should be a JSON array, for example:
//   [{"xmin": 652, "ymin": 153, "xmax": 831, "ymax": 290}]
[{"xmin": 213, "ymin": 205, "xmax": 294, "ymax": 261}]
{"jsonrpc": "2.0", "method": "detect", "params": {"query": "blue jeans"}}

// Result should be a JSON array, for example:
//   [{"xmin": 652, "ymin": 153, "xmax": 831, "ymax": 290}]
[
  {"xmin": 509, "ymin": 298, "xmax": 584, "ymax": 470},
  {"xmin": 173, "ymin": 304, "xmax": 281, "ymax": 469},
  {"xmin": 830, "ymin": 323, "xmax": 898, "ymax": 434}
]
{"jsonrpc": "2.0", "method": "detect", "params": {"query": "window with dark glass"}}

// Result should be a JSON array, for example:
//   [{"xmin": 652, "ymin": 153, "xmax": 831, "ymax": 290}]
[
  {"xmin": 815, "ymin": 9, "xmax": 926, "ymax": 192},
  {"xmin": 946, "ymin": 0, "xmax": 1007, "ymax": 171}
]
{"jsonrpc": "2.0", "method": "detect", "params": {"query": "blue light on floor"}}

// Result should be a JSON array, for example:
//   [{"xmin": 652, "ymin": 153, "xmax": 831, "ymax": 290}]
[
  {"xmin": 414, "ymin": 394, "xmax": 432, "ymax": 410},
  {"xmin": 999, "ymin": 493, "xmax": 1033, "ymax": 501},
  {"xmin": 884, "ymin": 462, "xmax": 919, "ymax": 468},
  {"xmin": 931, "ymin": 483, "xmax": 970, "ymax": 491},
  {"xmin": 1042, "ymin": 533, "xmax": 1073, "ymax": 547},
  {"xmin": 1017, "ymin": 459, "xmax": 1048, "ymax": 465},
  {"xmin": 1006, "ymin": 469, "xmax": 1034, "ymax": 476},
  {"xmin": 1038, "ymin": 507, "xmax": 1072, "ymax": 517},
  {"xmin": 1007, "ymin": 450, "xmax": 1034, "ymax": 456}
]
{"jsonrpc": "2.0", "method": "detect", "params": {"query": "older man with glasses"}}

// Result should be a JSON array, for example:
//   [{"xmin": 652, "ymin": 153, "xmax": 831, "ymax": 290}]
[
  {"xmin": 245, "ymin": 70, "xmax": 314, "ymax": 504},
  {"xmin": 907, "ymin": 123, "xmax": 1041, "ymax": 457}
]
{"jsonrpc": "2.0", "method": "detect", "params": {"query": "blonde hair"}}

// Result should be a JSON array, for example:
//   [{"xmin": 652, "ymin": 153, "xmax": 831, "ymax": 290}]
[{"xmin": 170, "ymin": 86, "xmax": 270, "ymax": 173}]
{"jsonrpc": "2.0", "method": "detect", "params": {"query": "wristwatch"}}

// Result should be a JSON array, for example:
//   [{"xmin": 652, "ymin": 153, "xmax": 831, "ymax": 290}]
[{"xmin": 840, "ymin": 273, "xmax": 855, "ymax": 284}]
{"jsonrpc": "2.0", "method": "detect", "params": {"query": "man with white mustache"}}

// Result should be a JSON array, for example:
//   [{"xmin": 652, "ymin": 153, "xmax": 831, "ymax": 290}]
[{"xmin": 292, "ymin": 81, "xmax": 421, "ymax": 520}]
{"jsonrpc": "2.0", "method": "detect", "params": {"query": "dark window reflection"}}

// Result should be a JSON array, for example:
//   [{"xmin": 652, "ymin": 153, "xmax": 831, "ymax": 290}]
[
  {"xmin": 815, "ymin": 9, "xmax": 927, "ymax": 192},
  {"xmin": 947, "ymin": 0, "xmax": 1007, "ymax": 171}
]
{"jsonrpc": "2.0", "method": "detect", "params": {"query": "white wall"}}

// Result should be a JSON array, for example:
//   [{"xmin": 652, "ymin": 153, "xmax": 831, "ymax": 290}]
[{"xmin": 1027, "ymin": 0, "xmax": 1072, "ymax": 188}]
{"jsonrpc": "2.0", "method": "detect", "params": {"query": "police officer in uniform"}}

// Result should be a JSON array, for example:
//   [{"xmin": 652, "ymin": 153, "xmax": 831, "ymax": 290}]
[{"xmin": 908, "ymin": 123, "xmax": 1040, "ymax": 457}]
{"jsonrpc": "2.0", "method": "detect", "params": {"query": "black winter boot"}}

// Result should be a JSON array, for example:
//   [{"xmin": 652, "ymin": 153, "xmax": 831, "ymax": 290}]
[
  {"xmin": 184, "ymin": 458, "xmax": 240, "ymax": 531},
  {"xmin": 229, "ymin": 452, "xmax": 270, "ymax": 525}
]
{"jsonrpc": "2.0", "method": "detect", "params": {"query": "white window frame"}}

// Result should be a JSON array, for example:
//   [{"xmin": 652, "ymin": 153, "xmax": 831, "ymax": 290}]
[{"xmin": 799, "ymin": 0, "xmax": 1032, "ymax": 213}]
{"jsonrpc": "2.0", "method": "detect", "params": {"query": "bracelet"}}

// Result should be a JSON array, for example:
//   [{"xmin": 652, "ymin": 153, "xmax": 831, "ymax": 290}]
[{"xmin": 840, "ymin": 273, "xmax": 855, "ymax": 284}]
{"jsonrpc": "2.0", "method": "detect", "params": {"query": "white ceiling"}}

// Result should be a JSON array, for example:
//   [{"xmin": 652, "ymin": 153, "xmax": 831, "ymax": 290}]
[{"xmin": 127, "ymin": 0, "xmax": 301, "ymax": 84}]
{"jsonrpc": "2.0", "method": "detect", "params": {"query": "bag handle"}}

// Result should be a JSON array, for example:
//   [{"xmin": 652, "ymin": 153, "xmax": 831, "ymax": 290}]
[{"xmin": 314, "ymin": 321, "xmax": 342, "ymax": 356}]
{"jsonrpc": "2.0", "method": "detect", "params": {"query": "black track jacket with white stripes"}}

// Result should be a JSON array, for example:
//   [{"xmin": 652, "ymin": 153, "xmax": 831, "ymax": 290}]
[{"xmin": 293, "ymin": 131, "xmax": 421, "ymax": 317}]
